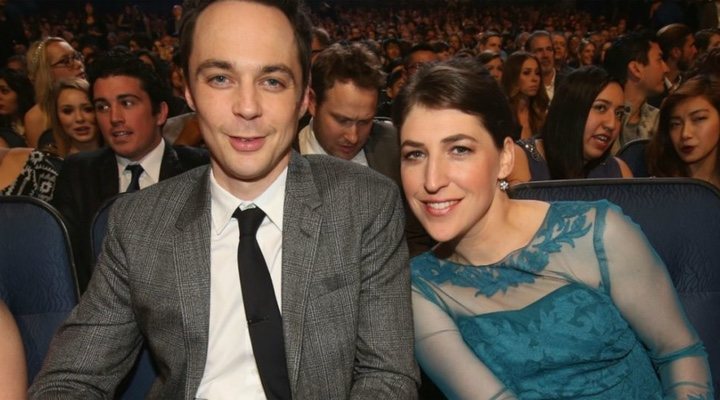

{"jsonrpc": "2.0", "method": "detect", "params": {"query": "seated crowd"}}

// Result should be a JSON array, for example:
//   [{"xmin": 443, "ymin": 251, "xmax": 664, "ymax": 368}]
[{"xmin": 0, "ymin": 0, "xmax": 717, "ymax": 398}]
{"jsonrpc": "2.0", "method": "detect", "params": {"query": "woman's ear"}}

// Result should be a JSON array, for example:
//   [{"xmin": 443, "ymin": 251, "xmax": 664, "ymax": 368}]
[{"xmin": 498, "ymin": 136, "xmax": 515, "ymax": 180}]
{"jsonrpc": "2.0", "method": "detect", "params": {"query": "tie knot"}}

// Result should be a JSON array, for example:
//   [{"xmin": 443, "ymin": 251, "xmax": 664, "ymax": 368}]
[
  {"xmin": 126, "ymin": 164, "xmax": 144, "ymax": 177},
  {"xmin": 233, "ymin": 207, "xmax": 265, "ymax": 237}
]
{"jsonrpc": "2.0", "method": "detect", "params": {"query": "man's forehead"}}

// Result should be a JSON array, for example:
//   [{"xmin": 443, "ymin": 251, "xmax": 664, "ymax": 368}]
[{"xmin": 93, "ymin": 75, "xmax": 146, "ymax": 97}]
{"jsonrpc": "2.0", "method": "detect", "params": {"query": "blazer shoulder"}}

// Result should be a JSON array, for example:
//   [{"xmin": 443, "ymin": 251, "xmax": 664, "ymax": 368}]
[
  {"xmin": 303, "ymin": 154, "xmax": 399, "ymax": 199},
  {"xmin": 170, "ymin": 145, "xmax": 210, "ymax": 169}
]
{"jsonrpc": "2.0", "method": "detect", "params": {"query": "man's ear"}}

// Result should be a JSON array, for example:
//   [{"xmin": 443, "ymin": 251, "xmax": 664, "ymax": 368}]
[
  {"xmin": 155, "ymin": 101, "xmax": 169, "ymax": 126},
  {"xmin": 184, "ymin": 84, "xmax": 196, "ymax": 111},
  {"xmin": 307, "ymin": 88, "xmax": 317, "ymax": 117},
  {"xmin": 298, "ymin": 85, "xmax": 310, "ymax": 120},
  {"xmin": 627, "ymin": 61, "xmax": 642, "ymax": 81},
  {"xmin": 498, "ymin": 136, "xmax": 515, "ymax": 180}
]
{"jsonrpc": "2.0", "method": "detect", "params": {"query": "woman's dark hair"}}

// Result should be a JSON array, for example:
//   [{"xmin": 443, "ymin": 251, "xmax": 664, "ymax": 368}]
[
  {"xmin": 0, "ymin": 68, "xmax": 35, "ymax": 127},
  {"xmin": 501, "ymin": 51, "xmax": 549, "ymax": 138},
  {"xmin": 542, "ymin": 66, "xmax": 620, "ymax": 179},
  {"xmin": 648, "ymin": 75, "xmax": 720, "ymax": 179},
  {"xmin": 393, "ymin": 58, "xmax": 518, "ymax": 149},
  {"xmin": 477, "ymin": 50, "xmax": 501, "ymax": 65}
]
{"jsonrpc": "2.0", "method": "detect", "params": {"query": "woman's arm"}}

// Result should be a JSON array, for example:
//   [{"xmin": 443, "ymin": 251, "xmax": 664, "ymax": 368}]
[
  {"xmin": 0, "ymin": 301, "xmax": 27, "ymax": 400},
  {"xmin": 615, "ymin": 157, "xmax": 634, "ymax": 178},
  {"xmin": 601, "ymin": 205, "xmax": 713, "ymax": 398},
  {"xmin": 413, "ymin": 289, "xmax": 517, "ymax": 400}
]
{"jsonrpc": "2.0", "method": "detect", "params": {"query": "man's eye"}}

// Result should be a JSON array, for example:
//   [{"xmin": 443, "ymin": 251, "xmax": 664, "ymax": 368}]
[
  {"xmin": 95, "ymin": 103, "xmax": 109, "ymax": 112},
  {"xmin": 121, "ymin": 100, "xmax": 135, "ymax": 107},
  {"xmin": 208, "ymin": 75, "xmax": 230, "ymax": 86}
]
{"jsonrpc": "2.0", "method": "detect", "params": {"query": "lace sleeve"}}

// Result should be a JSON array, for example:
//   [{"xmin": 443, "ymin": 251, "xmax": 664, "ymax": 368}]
[
  {"xmin": 599, "ymin": 204, "xmax": 714, "ymax": 399},
  {"xmin": 412, "ymin": 286, "xmax": 517, "ymax": 400}
]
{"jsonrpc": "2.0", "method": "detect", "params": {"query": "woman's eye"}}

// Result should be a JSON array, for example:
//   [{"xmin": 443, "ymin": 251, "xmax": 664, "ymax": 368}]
[
  {"xmin": 592, "ymin": 104, "xmax": 607, "ymax": 113},
  {"xmin": 402, "ymin": 150, "xmax": 424, "ymax": 160},
  {"xmin": 451, "ymin": 146, "xmax": 472, "ymax": 155}
]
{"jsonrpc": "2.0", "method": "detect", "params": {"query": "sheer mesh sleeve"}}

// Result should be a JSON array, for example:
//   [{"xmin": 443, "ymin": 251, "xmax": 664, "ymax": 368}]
[
  {"xmin": 600, "ymin": 204, "xmax": 714, "ymax": 399},
  {"xmin": 412, "ymin": 287, "xmax": 517, "ymax": 400}
]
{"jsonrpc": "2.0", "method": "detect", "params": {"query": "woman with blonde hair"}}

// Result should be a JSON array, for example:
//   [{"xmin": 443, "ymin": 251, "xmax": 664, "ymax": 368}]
[
  {"xmin": 24, "ymin": 37, "xmax": 86, "ymax": 148},
  {"xmin": 44, "ymin": 78, "xmax": 100, "ymax": 156}
]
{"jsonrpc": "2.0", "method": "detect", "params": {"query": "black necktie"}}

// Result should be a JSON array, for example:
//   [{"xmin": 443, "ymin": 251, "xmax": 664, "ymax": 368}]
[
  {"xmin": 125, "ymin": 164, "xmax": 144, "ymax": 193},
  {"xmin": 233, "ymin": 207, "xmax": 291, "ymax": 400}
]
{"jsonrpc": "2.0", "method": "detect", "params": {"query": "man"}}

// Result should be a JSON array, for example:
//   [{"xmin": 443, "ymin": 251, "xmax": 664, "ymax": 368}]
[
  {"xmin": 477, "ymin": 31, "xmax": 503, "ymax": 54},
  {"xmin": 551, "ymin": 32, "xmax": 573, "ymax": 75},
  {"xmin": 404, "ymin": 42, "xmax": 438, "ymax": 80},
  {"xmin": 526, "ymin": 30, "xmax": 565, "ymax": 102},
  {"xmin": 30, "ymin": 1, "xmax": 418, "ymax": 399},
  {"xmin": 297, "ymin": 43, "xmax": 431, "ymax": 255},
  {"xmin": 51, "ymin": 52, "xmax": 208, "ymax": 291},
  {"xmin": 604, "ymin": 31, "xmax": 669, "ymax": 147},
  {"xmin": 656, "ymin": 23, "xmax": 697, "ymax": 93},
  {"xmin": 310, "ymin": 26, "xmax": 331, "ymax": 63}
]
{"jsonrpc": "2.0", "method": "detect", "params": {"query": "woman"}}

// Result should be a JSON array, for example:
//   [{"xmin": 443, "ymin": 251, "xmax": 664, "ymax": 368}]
[
  {"xmin": 501, "ymin": 52, "xmax": 548, "ymax": 140},
  {"xmin": 45, "ymin": 78, "xmax": 101, "ymax": 156},
  {"xmin": 24, "ymin": 37, "xmax": 86, "ymax": 148},
  {"xmin": 0, "ymin": 300, "xmax": 26, "ymax": 400},
  {"xmin": 648, "ymin": 75, "xmax": 720, "ymax": 187},
  {"xmin": 509, "ymin": 66, "xmax": 632, "ymax": 183},
  {"xmin": 477, "ymin": 50, "xmax": 503, "ymax": 83},
  {"xmin": 576, "ymin": 39, "xmax": 597, "ymax": 67},
  {"xmin": 0, "ymin": 69, "xmax": 34, "ymax": 148},
  {"xmin": 394, "ymin": 59, "xmax": 713, "ymax": 399}
]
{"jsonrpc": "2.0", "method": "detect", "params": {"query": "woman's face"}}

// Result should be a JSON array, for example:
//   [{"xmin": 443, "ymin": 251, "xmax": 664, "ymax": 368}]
[
  {"xmin": 400, "ymin": 106, "xmax": 513, "ymax": 243},
  {"xmin": 57, "ymin": 88, "xmax": 97, "ymax": 144},
  {"xmin": 583, "ymin": 82, "xmax": 625, "ymax": 161},
  {"xmin": 484, "ymin": 57, "xmax": 503, "ymax": 82},
  {"xmin": 670, "ymin": 96, "xmax": 720, "ymax": 172},
  {"xmin": 518, "ymin": 58, "xmax": 540, "ymax": 97},
  {"xmin": 0, "ymin": 79, "xmax": 18, "ymax": 117},
  {"xmin": 580, "ymin": 42, "xmax": 596, "ymax": 66},
  {"xmin": 47, "ymin": 41, "xmax": 85, "ymax": 80}
]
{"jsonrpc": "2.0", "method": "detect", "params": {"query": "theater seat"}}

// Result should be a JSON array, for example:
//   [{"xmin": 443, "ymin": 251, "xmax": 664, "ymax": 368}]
[
  {"xmin": 617, "ymin": 138, "xmax": 650, "ymax": 177},
  {"xmin": 509, "ymin": 177, "xmax": 720, "ymax": 390},
  {"xmin": 0, "ymin": 196, "xmax": 79, "ymax": 383},
  {"xmin": 91, "ymin": 194, "xmax": 158, "ymax": 399}
]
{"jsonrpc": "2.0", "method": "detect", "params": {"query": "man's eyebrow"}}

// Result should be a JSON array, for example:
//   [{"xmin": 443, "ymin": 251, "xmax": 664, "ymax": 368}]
[
  {"xmin": 194, "ymin": 59, "xmax": 233, "ymax": 77},
  {"xmin": 260, "ymin": 64, "xmax": 297, "ymax": 84}
]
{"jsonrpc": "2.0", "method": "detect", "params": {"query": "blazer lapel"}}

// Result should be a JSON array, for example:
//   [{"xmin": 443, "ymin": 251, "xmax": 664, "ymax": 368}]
[
  {"xmin": 159, "ymin": 141, "xmax": 182, "ymax": 180},
  {"xmin": 98, "ymin": 148, "xmax": 120, "ymax": 202},
  {"xmin": 171, "ymin": 166, "xmax": 213, "ymax": 394},
  {"xmin": 281, "ymin": 151, "xmax": 323, "ymax": 390}
]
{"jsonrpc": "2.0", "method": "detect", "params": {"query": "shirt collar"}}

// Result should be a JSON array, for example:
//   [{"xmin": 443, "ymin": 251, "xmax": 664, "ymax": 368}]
[
  {"xmin": 299, "ymin": 119, "xmax": 369, "ymax": 166},
  {"xmin": 115, "ymin": 138, "xmax": 165, "ymax": 183},
  {"xmin": 209, "ymin": 166, "xmax": 287, "ymax": 235}
]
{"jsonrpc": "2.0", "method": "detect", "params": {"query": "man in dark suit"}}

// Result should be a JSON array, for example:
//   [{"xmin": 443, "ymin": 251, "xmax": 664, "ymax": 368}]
[
  {"xmin": 51, "ymin": 52, "xmax": 208, "ymax": 291},
  {"xmin": 526, "ymin": 30, "xmax": 567, "ymax": 103},
  {"xmin": 31, "ymin": 1, "xmax": 418, "ymax": 399},
  {"xmin": 297, "ymin": 42, "xmax": 432, "ymax": 255}
]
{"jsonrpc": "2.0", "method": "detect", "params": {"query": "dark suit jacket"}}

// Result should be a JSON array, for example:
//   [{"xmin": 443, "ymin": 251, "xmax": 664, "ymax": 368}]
[
  {"xmin": 31, "ymin": 151, "xmax": 419, "ymax": 399},
  {"xmin": 51, "ymin": 142, "xmax": 209, "ymax": 291}
]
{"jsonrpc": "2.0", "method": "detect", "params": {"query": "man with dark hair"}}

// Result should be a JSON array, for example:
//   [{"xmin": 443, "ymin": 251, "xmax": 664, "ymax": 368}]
[
  {"xmin": 404, "ymin": 42, "xmax": 438, "ymax": 79},
  {"xmin": 526, "ymin": 30, "xmax": 564, "ymax": 102},
  {"xmin": 50, "ymin": 52, "xmax": 208, "ymax": 291},
  {"xmin": 656, "ymin": 23, "xmax": 697, "ymax": 92},
  {"xmin": 310, "ymin": 26, "xmax": 331, "ymax": 63},
  {"xmin": 477, "ymin": 30, "xmax": 503, "ymax": 54},
  {"xmin": 604, "ymin": 31, "xmax": 669, "ymax": 147},
  {"xmin": 31, "ymin": 1, "xmax": 418, "ymax": 399}
]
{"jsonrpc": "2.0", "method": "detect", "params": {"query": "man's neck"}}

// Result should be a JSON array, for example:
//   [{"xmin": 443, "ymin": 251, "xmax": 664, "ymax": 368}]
[
  {"xmin": 624, "ymin": 83, "xmax": 648, "ymax": 123},
  {"xmin": 543, "ymin": 67, "xmax": 555, "ymax": 86}
]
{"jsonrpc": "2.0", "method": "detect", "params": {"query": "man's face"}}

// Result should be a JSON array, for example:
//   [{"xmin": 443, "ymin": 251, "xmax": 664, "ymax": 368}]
[
  {"xmin": 637, "ymin": 42, "xmax": 669, "ymax": 96},
  {"xmin": 184, "ymin": 1, "xmax": 307, "ymax": 198},
  {"xmin": 552, "ymin": 35, "xmax": 567, "ymax": 63},
  {"xmin": 485, "ymin": 36, "xmax": 502, "ymax": 53},
  {"xmin": 679, "ymin": 34, "xmax": 698, "ymax": 70},
  {"xmin": 309, "ymin": 81, "xmax": 377, "ymax": 160},
  {"xmin": 529, "ymin": 36, "xmax": 554, "ymax": 73},
  {"xmin": 93, "ymin": 75, "xmax": 166, "ymax": 161},
  {"xmin": 406, "ymin": 50, "xmax": 438, "ymax": 77}
]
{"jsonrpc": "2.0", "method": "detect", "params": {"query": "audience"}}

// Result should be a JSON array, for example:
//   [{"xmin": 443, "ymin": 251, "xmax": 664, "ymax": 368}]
[
  {"xmin": 24, "ymin": 37, "xmax": 86, "ymax": 148},
  {"xmin": 648, "ymin": 75, "xmax": 720, "ymax": 188},
  {"xmin": 477, "ymin": 50, "xmax": 503, "ymax": 83},
  {"xmin": 51, "ymin": 52, "xmax": 208, "ymax": 291},
  {"xmin": 509, "ymin": 66, "xmax": 632, "ymax": 184},
  {"xmin": 501, "ymin": 51, "xmax": 548, "ymax": 140},
  {"xmin": 603, "ymin": 31, "xmax": 668, "ymax": 148},
  {"xmin": 0, "ymin": 68, "xmax": 34, "ymax": 148},
  {"xmin": 0, "ymin": 146, "xmax": 61, "ymax": 202},
  {"xmin": 394, "ymin": 58, "xmax": 713, "ymax": 400},
  {"xmin": 525, "ymin": 30, "xmax": 564, "ymax": 102}
]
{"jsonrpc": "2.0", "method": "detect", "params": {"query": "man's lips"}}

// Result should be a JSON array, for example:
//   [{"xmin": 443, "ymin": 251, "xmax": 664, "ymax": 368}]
[{"xmin": 230, "ymin": 136, "xmax": 265, "ymax": 151}]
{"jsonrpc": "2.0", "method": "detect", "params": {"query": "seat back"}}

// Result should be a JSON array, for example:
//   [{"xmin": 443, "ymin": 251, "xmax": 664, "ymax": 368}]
[
  {"xmin": 0, "ymin": 196, "xmax": 79, "ymax": 383},
  {"xmin": 90, "ymin": 194, "xmax": 158, "ymax": 399},
  {"xmin": 617, "ymin": 138, "xmax": 650, "ymax": 177},
  {"xmin": 509, "ymin": 178, "xmax": 720, "ymax": 389}
]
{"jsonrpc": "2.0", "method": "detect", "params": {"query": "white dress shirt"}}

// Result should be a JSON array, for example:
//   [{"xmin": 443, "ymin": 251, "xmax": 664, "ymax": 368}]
[
  {"xmin": 195, "ymin": 167, "xmax": 287, "ymax": 400},
  {"xmin": 116, "ymin": 138, "xmax": 165, "ymax": 192},
  {"xmin": 544, "ymin": 68, "xmax": 557, "ymax": 103},
  {"xmin": 298, "ymin": 120, "xmax": 369, "ymax": 167}
]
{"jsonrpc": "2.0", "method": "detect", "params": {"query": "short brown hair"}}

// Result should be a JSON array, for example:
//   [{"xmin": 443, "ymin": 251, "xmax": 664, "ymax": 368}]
[{"xmin": 311, "ymin": 43, "xmax": 385, "ymax": 106}]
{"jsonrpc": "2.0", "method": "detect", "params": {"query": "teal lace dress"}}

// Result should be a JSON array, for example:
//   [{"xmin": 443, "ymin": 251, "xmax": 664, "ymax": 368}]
[{"xmin": 412, "ymin": 201, "xmax": 713, "ymax": 400}]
